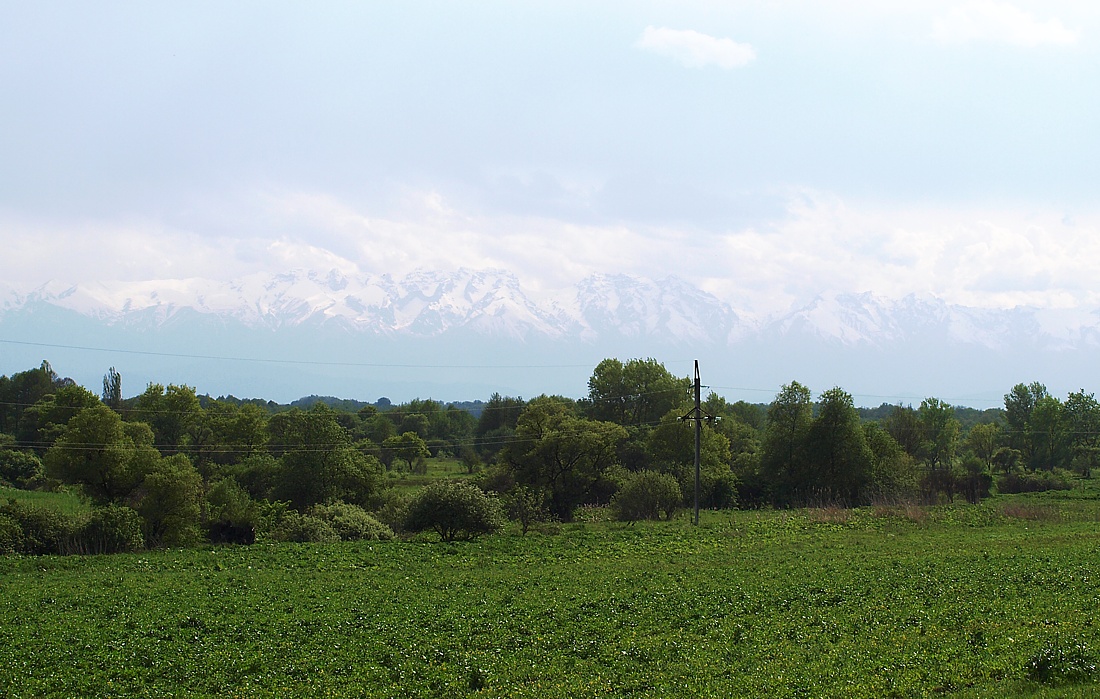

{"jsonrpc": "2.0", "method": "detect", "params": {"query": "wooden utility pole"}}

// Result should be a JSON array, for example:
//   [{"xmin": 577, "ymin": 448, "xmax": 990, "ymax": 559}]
[{"xmin": 680, "ymin": 360, "xmax": 716, "ymax": 526}]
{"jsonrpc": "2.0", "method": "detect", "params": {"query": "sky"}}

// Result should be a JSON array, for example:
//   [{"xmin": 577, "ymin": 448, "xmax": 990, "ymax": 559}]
[{"xmin": 2, "ymin": 0, "xmax": 1099, "ymax": 319}]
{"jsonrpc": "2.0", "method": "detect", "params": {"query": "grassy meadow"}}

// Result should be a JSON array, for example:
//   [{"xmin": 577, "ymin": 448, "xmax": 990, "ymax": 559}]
[{"xmin": 2, "ymin": 485, "xmax": 1100, "ymax": 698}]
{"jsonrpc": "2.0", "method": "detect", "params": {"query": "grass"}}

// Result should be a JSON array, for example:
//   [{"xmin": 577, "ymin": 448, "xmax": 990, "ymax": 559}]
[
  {"xmin": 2, "ymin": 489, "xmax": 1100, "ymax": 697},
  {"xmin": 0, "ymin": 485, "xmax": 89, "ymax": 515}
]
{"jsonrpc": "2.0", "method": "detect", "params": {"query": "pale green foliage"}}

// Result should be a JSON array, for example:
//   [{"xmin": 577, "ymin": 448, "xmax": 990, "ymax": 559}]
[
  {"xmin": 310, "ymin": 502, "xmax": 393, "ymax": 541},
  {"xmin": 45, "ymin": 404, "xmax": 159, "ymax": 504},
  {"xmin": 404, "ymin": 480, "xmax": 503, "ymax": 541},
  {"xmin": 612, "ymin": 470, "xmax": 682, "ymax": 522}
]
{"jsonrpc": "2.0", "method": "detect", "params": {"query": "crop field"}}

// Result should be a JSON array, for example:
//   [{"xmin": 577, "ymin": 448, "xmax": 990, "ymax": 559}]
[{"xmin": 2, "ymin": 494, "xmax": 1100, "ymax": 698}]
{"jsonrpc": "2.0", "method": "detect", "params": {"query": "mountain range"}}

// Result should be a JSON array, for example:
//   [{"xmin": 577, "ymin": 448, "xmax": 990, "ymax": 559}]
[{"xmin": 1, "ymin": 269, "xmax": 1097, "ymax": 408}]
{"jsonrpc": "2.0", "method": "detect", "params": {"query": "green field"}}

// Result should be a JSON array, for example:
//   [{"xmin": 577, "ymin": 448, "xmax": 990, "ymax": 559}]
[{"xmin": 2, "ymin": 493, "xmax": 1099, "ymax": 698}]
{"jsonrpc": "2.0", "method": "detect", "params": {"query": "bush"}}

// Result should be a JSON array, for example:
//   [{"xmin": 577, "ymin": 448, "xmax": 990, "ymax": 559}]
[
  {"xmin": 0, "ymin": 500, "xmax": 81, "ymax": 555},
  {"xmin": 0, "ymin": 449, "xmax": 44, "ymax": 489},
  {"xmin": 611, "ymin": 470, "xmax": 682, "ymax": 522},
  {"xmin": 0, "ymin": 513, "xmax": 21, "ymax": 555},
  {"xmin": 310, "ymin": 502, "xmax": 393, "ymax": 541},
  {"xmin": 206, "ymin": 478, "xmax": 259, "ymax": 544},
  {"xmin": 998, "ymin": 469, "xmax": 1075, "ymax": 494},
  {"xmin": 505, "ymin": 486, "xmax": 549, "ymax": 535},
  {"xmin": 404, "ymin": 481, "xmax": 503, "ymax": 541},
  {"xmin": 76, "ymin": 504, "xmax": 144, "ymax": 554},
  {"xmin": 267, "ymin": 512, "xmax": 341, "ymax": 543},
  {"xmin": 370, "ymin": 489, "xmax": 412, "ymax": 534}
]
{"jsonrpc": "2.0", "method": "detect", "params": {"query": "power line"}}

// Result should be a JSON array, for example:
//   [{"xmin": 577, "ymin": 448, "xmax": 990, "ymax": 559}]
[{"xmin": 0, "ymin": 338, "xmax": 598, "ymax": 370}]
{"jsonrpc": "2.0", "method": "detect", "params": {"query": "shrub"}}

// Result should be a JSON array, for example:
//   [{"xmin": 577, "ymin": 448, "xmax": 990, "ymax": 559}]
[
  {"xmin": 611, "ymin": 470, "xmax": 682, "ymax": 522},
  {"xmin": 268, "ymin": 512, "xmax": 341, "ymax": 543},
  {"xmin": 0, "ymin": 513, "xmax": 21, "ymax": 555},
  {"xmin": 206, "ymin": 478, "xmax": 260, "ymax": 544},
  {"xmin": 310, "ymin": 502, "xmax": 393, "ymax": 541},
  {"xmin": 0, "ymin": 449, "xmax": 44, "ymax": 489},
  {"xmin": 998, "ymin": 469, "xmax": 1075, "ymax": 494},
  {"xmin": 0, "ymin": 499, "xmax": 81, "ymax": 555},
  {"xmin": 76, "ymin": 504, "xmax": 144, "ymax": 554},
  {"xmin": 505, "ymin": 485, "xmax": 549, "ymax": 535},
  {"xmin": 370, "ymin": 489, "xmax": 411, "ymax": 534},
  {"xmin": 404, "ymin": 481, "xmax": 503, "ymax": 541}
]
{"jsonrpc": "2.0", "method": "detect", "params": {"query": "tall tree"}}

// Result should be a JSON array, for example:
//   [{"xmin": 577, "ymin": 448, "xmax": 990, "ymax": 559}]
[
  {"xmin": 586, "ymin": 358, "xmax": 690, "ymax": 426},
  {"xmin": 1004, "ymin": 382, "xmax": 1048, "ymax": 469},
  {"xmin": 102, "ymin": 367, "xmax": 122, "ymax": 411},
  {"xmin": 1064, "ymin": 389, "xmax": 1100, "ymax": 477},
  {"xmin": 803, "ymin": 387, "xmax": 873, "ymax": 504},
  {"xmin": 760, "ymin": 381, "xmax": 813, "ymax": 505},
  {"xmin": 503, "ymin": 396, "xmax": 626, "ymax": 519},
  {"xmin": 917, "ymin": 398, "xmax": 960, "ymax": 472}
]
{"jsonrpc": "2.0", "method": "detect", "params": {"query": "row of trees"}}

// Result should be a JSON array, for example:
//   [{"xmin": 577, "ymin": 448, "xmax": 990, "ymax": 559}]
[{"xmin": 0, "ymin": 359, "xmax": 1094, "ymax": 553}]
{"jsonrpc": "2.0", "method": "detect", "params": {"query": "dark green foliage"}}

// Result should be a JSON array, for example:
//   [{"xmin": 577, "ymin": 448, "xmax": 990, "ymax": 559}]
[
  {"xmin": 309, "ymin": 502, "xmax": 393, "ymax": 541},
  {"xmin": 77, "ymin": 504, "xmax": 144, "ymax": 554},
  {"xmin": 0, "ymin": 361, "xmax": 61, "ymax": 436},
  {"xmin": 0, "ymin": 499, "xmax": 80, "ymax": 555},
  {"xmin": 205, "ymin": 477, "xmax": 260, "ymax": 544},
  {"xmin": 474, "ymin": 393, "xmax": 525, "ymax": 460},
  {"xmin": 370, "ymin": 489, "xmax": 412, "ymax": 534},
  {"xmin": 404, "ymin": 480, "xmax": 503, "ymax": 541},
  {"xmin": 585, "ymin": 357, "xmax": 690, "ymax": 426},
  {"xmin": 136, "ymin": 454, "xmax": 204, "ymax": 548},
  {"xmin": 0, "ymin": 447, "xmax": 44, "ymax": 488},
  {"xmin": 760, "ymin": 381, "xmax": 813, "ymax": 504},
  {"xmin": 998, "ymin": 469, "xmax": 1075, "ymax": 493},
  {"xmin": 611, "ymin": 470, "xmax": 682, "ymax": 522},
  {"xmin": 504, "ymin": 485, "xmax": 549, "ymax": 534},
  {"xmin": 1026, "ymin": 643, "xmax": 1098, "ymax": 685},
  {"xmin": 0, "ymin": 512, "xmax": 21, "ymax": 555},
  {"xmin": 502, "ymin": 396, "xmax": 626, "ymax": 520}
]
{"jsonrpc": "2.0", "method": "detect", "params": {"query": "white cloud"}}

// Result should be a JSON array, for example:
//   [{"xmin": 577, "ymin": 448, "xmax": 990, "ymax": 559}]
[
  {"xmin": 635, "ymin": 26, "xmax": 756, "ymax": 69},
  {"xmin": 932, "ymin": 1, "xmax": 1079, "ymax": 47},
  {"xmin": 4, "ymin": 189, "xmax": 1100, "ymax": 321}
]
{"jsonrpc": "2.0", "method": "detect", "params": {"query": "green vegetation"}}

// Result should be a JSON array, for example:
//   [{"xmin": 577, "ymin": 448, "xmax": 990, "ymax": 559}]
[
  {"xmin": 1, "ymin": 492, "xmax": 1099, "ymax": 697},
  {"xmin": 3, "ymin": 359, "xmax": 1100, "ymax": 695}
]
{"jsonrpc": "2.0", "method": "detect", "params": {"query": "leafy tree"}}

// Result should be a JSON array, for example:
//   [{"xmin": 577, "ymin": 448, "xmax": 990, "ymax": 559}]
[
  {"xmin": 132, "ymin": 383, "xmax": 202, "ymax": 456},
  {"xmin": 135, "ymin": 453, "xmax": 204, "ymax": 547},
  {"xmin": 502, "ymin": 396, "xmax": 626, "ymax": 520},
  {"xmin": 505, "ymin": 485, "xmax": 549, "ymax": 535},
  {"xmin": 44, "ymin": 405, "xmax": 160, "ymax": 504},
  {"xmin": 1004, "ymin": 382, "xmax": 1048, "ymax": 469},
  {"xmin": 646, "ymin": 408, "xmax": 736, "ymax": 509},
  {"xmin": 474, "ymin": 393, "xmax": 525, "ymax": 461},
  {"xmin": 862, "ymin": 422, "xmax": 917, "ymax": 501},
  {"xmin": 270, "ymin": 405, "xmax": 382, "ymax": 509},
  {"xmin": 918, "ymin": 398, "xmax": 960, "ymax": 472},
  {"xmin": 965, "ymin": 422, "xmax": 1001, "ymax": 469},
  {"xmin": 0, "ymin": 361, "xmax": 61, "ymax": 435},
  {"xmin": 803, "ymin": 387, "xmax": 873, "ymax": 504},
  {"xmin": 1031, "ymin": 395, "xmax": 1069, "ymax": 471},
  {"xmin": 0, "ymin": 447, "xmax": 44, "ymax": 488},
  {"xmin": 17, "ymin": 384, "xmax": 102, "ymax": 454},
  {"xmin": 404, "ymin": 480, "xmax": 504, "ymax": 541},
  {"xmin": 382, "ymin": 431, "xmax": 431, "ymax": 473},
  {"xmin": 760, "ymin": 381, "xmax": 813, "ymax": 505},
  {"xmin": 586, "ymin": 358, "xmax": 690, "ymax": 426},
  {"xmin": 1064, "ymin": 390, "xmax": 1100, "ymax": 477},
  {"xmin": 193, "ymin": 400, "xmax": 268, "ymax": 476},
  {"xmin": 611, "ymin": 470, "xmax": 683, "ymax": 522},
  {"xmin": 102, "ymin": 367, "xmax": 122, "ymax": 411},
  {"xmin": 882, "ymin": 405, "xmax": 923, "ymax": 458}
]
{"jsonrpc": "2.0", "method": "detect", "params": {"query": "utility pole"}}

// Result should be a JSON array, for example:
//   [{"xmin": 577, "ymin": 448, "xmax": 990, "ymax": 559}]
[{"xmin": 680, "ymin": 360, "xmax": 717, "ymax": 526}]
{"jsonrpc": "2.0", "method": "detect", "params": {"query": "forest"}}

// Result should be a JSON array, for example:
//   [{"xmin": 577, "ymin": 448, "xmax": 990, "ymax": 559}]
[{"xmin": 1, "ymin": 357, "xmax": 1094, "ymax": 555}]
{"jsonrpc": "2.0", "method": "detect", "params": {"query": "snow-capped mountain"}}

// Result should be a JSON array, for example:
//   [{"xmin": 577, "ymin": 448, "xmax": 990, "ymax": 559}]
[{"xmin": 2, "ymin": 269, "xmax": 1099, "ymax": 405}]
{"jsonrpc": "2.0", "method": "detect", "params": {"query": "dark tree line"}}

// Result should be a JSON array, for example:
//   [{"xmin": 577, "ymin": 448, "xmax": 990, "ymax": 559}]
[{"xmin": 0, "ymin": 359, "xmax": 1094, "ymax": 555}]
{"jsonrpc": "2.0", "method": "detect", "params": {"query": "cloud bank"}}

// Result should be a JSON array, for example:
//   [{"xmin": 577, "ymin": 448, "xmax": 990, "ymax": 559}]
[
  {"xmin": 932, "ymin": 1, "xmax": 1079, "ymax": 46},
  {"xmin": 4, "ymin": 190, "xmax": 1097, "ymax": 320},
  {"xmin": 635, "ymin": 26, "xmax": 756, "ymax": 69}
]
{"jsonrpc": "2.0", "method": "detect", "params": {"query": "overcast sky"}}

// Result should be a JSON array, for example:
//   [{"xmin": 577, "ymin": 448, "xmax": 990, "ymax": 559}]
[{"xmin": 2, "ymin": 1, "xmax": 1098, "ymax": 317}]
